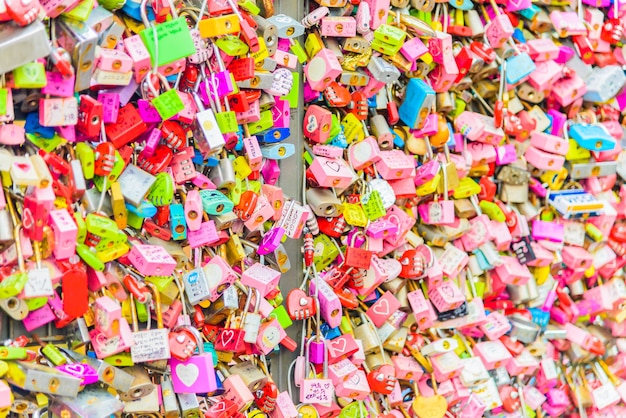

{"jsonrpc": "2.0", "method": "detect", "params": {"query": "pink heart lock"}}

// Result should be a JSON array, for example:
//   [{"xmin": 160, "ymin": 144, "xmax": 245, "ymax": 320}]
[{"xmin": 56, "ymin": 363, "xmax": 99, "ymax": 385}]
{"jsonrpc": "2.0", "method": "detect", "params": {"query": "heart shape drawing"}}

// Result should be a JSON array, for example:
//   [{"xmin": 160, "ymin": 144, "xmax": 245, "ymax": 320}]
[
  {"xmin": 15, "ymin": 163, "xmax": 31, "ymax": 172},
  {"xmin": 220, "ymin": 329, "xmax": 235, "ymax": 347},
  {"xmin": 329, "ymin": 337, "xmax": 347, "ymax": 356},
  {"xmin": 373, "ymin": 299, "xmax": 389, "ymax": 316},
  {"xmin": 380, "ymin": 258, "xmax": 402, "ymax": 281},
  {"xmin": 325, "ymin": 160, "xmax": 341, "ymax": 173},
  {"xmin": 211, "ymin": 401, "xmax": 226, "ymax": 413},
  {"xmin": 307, "ymin": 115, "xmax": 317, "ymax": 132},
  {"xmin": 176, "ymin": 363, "xmax": 199, "ymax": 387}
]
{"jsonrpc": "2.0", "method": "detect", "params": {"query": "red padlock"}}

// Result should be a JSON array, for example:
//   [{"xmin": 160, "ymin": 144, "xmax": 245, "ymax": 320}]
[{"xmin": 367, "ymin": 364, "xmax": 397, "ymax": 395}]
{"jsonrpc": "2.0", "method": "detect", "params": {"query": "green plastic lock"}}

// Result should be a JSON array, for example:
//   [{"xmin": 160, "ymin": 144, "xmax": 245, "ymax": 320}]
[
  {"xmin": 75, "ymin": 143, "xmax": 95, "ymax": 179},
  {"xmin": 339, "ymin": 402, "xmax": 365, "ymax": 418},
  {"xmin": 373, "ymin": 24, "xmax": 407, "ymax": 46},
  {"xmin": 238, "ymin": 0, "xmax": 259, "ymax": 14},
  {"xmin": 268, "ymin": 305, "xmax": 292, "ymax": 329},
  {"xmin": 0, "ymin": 89, "xmax": 7, "ymax": 115},
  {"xmin": 75, "ymin": 212, "xmax": 87, "ymax": 244},
  {"xmin": 95, "ymin": 230, "xmax": 128, "ymax": 252},
  {"xmin": 26, "ymin": 133, "xmax": 66, "ymax": 153},
  {"xmin": 0, "ymin": 346, "xmax": 27, "ymax": 361},
  {"xmin": 25, "ymin": 297, "xmax": 48, "ymax": 311},
  {"xmin": 448, "ymin": 98, "xmax": 466, "ymax": 118},
  {"xmin": 479, "ymin": 201, "xmax": 506, "ymax": 222},
  {"xmin": 290, "ymin": 40, "xmax": 308, "ymax": 64},
  {"xmin": 0, "ymin": 272, "xmax": 27, "ymax": 298},
  {"xmin": 42, "ymin": 344, "xmax": 67, "ymax": 366},
  {"xmin": 13, "ymin": 62, "xmax": 47, "ymax": 88},
  {"xmin": 362, "ymin": 190, "xmax": 386, "ymax": 221},
  {"xmin": 313, "ymin": 234, "xmax": 340, "ymax": 271},
  {"xmin": 86, "ymin": 213, "xmax": 120, "ymax": 240},
  {"xmin": 135, "ymin": 298, "xmax": 148, "ymax": 322},
  {"xmin": 328, "ymin": 114, "xmax": 341, "ymax": 140},
  {"xmin": 126, "ymin": 211, "xmax": 144, "ymax": 229},
  {"xmin": 152, "ymin": 89, "xmax": 185, "ymax": 121},
  {"xmin": 215, "ymin": 35, "xmax": 249, "ymax": 56},
  {"xmin": 145, "ymin": 275, "xmax": 174, "ymax": 294},
  {"xmin": 371, "ymin": 39, "xmax": 401, "ymax": 55},
  {"xmin": 62, "ymin": 0, "xmax": 93, "ymax": 21},
  {"xmin": 76, "ymin": 243, "xmax": 105, "ymax": 271},
  {"xmin": 104, "ymin": 352, "xmax": 134, "ymax": 367},
  {"xmin": 147, "ymin": 172, "xmax": 174, "ymax": 206},
  {"xmin": 228, "ymin": 177, "xmax": 243, "ymax": 206},
  {"xmin": 247, "ymin": 110, "xmax": 274, "ymax": 135},
  {"xmin": 303, "ymin": 150, "xmax": 313, "ymax": 165},
  {"xmin": 215, "ymin": 111, "xmax": 238, "ymax": 133},
  {"xmin": 96, "ymin": 243, "xmax": 130, "ymax": 263},
  {"xmin": 139, "ymin": 17, "xmax": 196, "ymax": 67},
  {"xmin": 283, "ymin": 74, "xmax": 300, "ymax": 109},
  {"xmin": 247, "ymin": 180, "xmax": 261, "ymax": 194}
]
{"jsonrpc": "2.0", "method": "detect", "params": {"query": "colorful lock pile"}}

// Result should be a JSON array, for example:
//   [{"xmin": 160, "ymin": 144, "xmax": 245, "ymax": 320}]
[
  {"xmin": 4, "ymin": 0, "xmax": 626, "ymax": 413},
  {"xmin": 294, "ymin": 0, "xmax": 626, "ymax": 416},
  {"xmin": 0, "ymin": 0, "xmax": 312, "ymax": 414}
]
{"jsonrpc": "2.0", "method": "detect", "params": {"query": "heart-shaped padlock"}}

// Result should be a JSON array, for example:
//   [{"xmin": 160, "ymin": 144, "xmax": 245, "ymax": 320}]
[
  {"xmin": 137, "ymin": 144, "xmax": 173, "ymax": 175},
  {"xmin": 366, "ymin": 364, "xmax": 397, "ymax": 395},
  {"xmin": 286, "ymin": 288, "xmax": 316, "ymax": 320}
]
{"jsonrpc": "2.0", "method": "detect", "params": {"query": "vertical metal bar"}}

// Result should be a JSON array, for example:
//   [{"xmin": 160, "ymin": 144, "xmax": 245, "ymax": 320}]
[{"xmin": 272, "ymin": 0, "xmax": 305, "ymax": 398}]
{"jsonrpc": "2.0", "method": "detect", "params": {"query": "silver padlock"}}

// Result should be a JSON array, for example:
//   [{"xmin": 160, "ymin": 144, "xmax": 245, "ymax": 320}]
[
  {"xmin": 116, "ymin": 164, "xmax": 156, "ymax": 207},
  {"xmin": 209, "ymin": 157, "xmax": 236, "ymax": 193},
  {"xmin": 64, "ymin": 349, "xmax": 134, "ymax": 393},
  {"xmin": 161, "ymin": 378, "xmax": 181, "ymax": 418},
  {"xmin": 82, "ymin": 187, "xmax": 114, "ymax": 215},
  {"xmin": 55, "ymin": 17, "xmax": 99, "ymax": 92},
  {"xmin": 123, "ymin": 387, "xmax": 160, "ymax": 415},
  {"xmin": 251, "ymin": 15, "xmax": 278, "ymax": 56},
  {"xmin": 0, "ymin": 297, "xmax": 28, "ymax": 320},
  {"xmin": 119, "ymin": 365, "xmax": 156, "ymax": 401},
  {"xmin": 0, "ymin": 210, "xmax": 13, "ymax": 242},
  {"xmin": 229, "ymin": 360, "xmax": 268, "ymax": 391},
  {"xmin": 7, "ymin": 361, "xmax": 82, "ymax": 397},
  {"xmin": 499, "ymin": 182, "xmax": 529, "ymax": 204},
  {"xmin": 177, "ymin": 392, "xmax": 201, "ymax": 418},
  {"xmin": 0, "ymin": 20, "xmax": 51, "ymax": 74},
  {"xmin": 305, "ymin": 188, "xmax": 343, "ymax": 217},
  {"xmin": 183, "ymin": 267, "xmax": 212, "ymax": 305}
]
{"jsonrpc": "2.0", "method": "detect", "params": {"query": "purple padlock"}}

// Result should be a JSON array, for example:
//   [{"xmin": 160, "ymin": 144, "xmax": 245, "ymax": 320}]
[
  {"xmin": 257, "ymin": 227, "xmax": 285, "ymax": 256},
  {"xmin": 137, "ymin": 99, "xmax": 163, "ymax": 123},
  {"xmin": 57, "ymin": 363, "xmax": 99, "ymax": 385}
]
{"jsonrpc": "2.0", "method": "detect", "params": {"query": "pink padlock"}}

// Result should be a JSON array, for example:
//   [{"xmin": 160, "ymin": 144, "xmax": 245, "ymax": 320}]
[
  {"xmin": 530, "ymin": 131, "xmax": 569, "ymax": 155},
  {"xmin": 551, "ymin": 72, "xmax": 587, "ymax": 107},
  {"xmin": 527, "ymin": 60, "xmax": 563, "ymax": 91},
  {"xmin": 375, "ymin": 150, "xmax": 416, "ymax": 180},
  {"xmin": 478, "ymin": 311, "xmax": 511, "ymax": 340},
  {"xmin": 304, "ymin": 48, "xmax": 342, "ymax": 91},
  {"xmin": 400, "ymin": 37, "xmax": 428, "ymax": 62},
  {"xmin": 408, "ymin": 290, "xmax": 435, "ymax": 330},
  {"xmin": 473, "ymin": 340, "xmax": 513, "ymax": 370},
  {"xmin": 366, "ymin": 291, "xmax": 400, "ymax": 327},
  {"xmin": 97, "ymin": 48, "xmax": 133, "ymax": 73},
  {"xmin": 430, "ymin": 350, "xmax": 464, "ymax": 381},
  {"xmin": 335, "ymin": 369, "xmax": 370, "ymax": 399},
  {"xmin": 531, "ymin": 219, "xmax": 564, "ymax": 242},
  {"xmin": 22, "ymin": 304, "xmax": 56, "ymax": 332},
  {"xmin": 309, "ymin": 278, "xmax": 342, "ymax": 329},
  {"xmin": 41, "ymin": 71, "xmax": 75, "ymax": 98},
  {"xmin": 94, "ymin": 296, "xmax": 122, "ymax": 338},
  {"xmin": 562, "ymin": 245, "xmax": 594, "ymax": 271},
  {"xmin": 240, "ymin": 262, "xmax": 281, "ymax": 297},
  {"xmin": 495, "ymin": 144, "xmax": 517, "ymax": 166},
  {"xmin": 506, "ymin": 349, "xmax": 539, "ymax": 376},
  {"xmin": 270, "ymin": 100, "xmax": 290, "ymax": 129},
  {"xmin": 428, "ymin": 280, "xmax": 465, "ymax": 312},
  {"xmin": 127, "ymin": 244, "xmax": 177, "ymax": 276},
  {"xmin": 236, "ymin": 100, "xmax": 261, "ymax": 124},
  {"xmin": 348, "ymin": 136, "xmax": 381, "ymax": 170},
  {"xmin": 123, "ymin": 35, "xmax": 152, "ymax": 83},
  {"xmin": 526, "ymin": 38, "xmax": 560, "ymax": 61},
  {"xmin": 187, "ymin": 220, "xmax": 220, "ymax": 249},
  {"xmin": 308, "ymin": 156, "xmax": 356, "ymax": 188},
  {"xmin": 89, "ymin": 317, "xmax": 133, "ymax": 359},
  {"xmin": 243, "ymin": 195, "xmax": 275, "ymax": 231},
  {"xmin": 326, "ymin": 334, "xmax": 359, "ymax": 364},
  {"xmin": 303, "ymin": 105, "xmax": 332, "ymax": 143},
  {"xmin": 492, "ymin": 255, "xmax": 532, "ymax": 285},
  {"xmin": 524, "ymin": 145, "xmax": 565, "ymax": 171},
  {"xmin": 49, "ymin": 209, "xmax": 78, "ymax": 260}
]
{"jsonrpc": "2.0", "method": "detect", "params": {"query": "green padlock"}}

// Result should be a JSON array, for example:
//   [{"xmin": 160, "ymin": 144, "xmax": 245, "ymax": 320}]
[
  {"xmin": 103, "ymin": 352, "xmax": 134, "ymax": 367},
  {"xmin": 126, "ymin": 211, "xmax": 144, "ymax": 229},
  {"xmin": 313, "ymin": 234, "xmax": 340, "ymax": 271},
  {"xmin": 13, "ymin": 62, "xmax": 47, "ymax": 88},
  {"xmin": 362, "ymin": 190, "xmax": 386, "ymax": 221},
  {"xmin": 76, "ymin": 243, "xmax": 105, "ymax": 271},
  {"xmin": 152, "ymin": 88, "xmax": 185, "ymax": 121},
  {"xmin": 0, "ymin": 89, "xmax": 8, "ymax": 116},
  {"xmin": 329, "ymin": 113, "xmax": 341, "ymax": 140},
  {"xmin": 228, "ymin": 177, "xmax": 243, "ymax": 206},
  {"xmin": 75, "ymin": 143, "xmax": 95, "ymax": 179},
  {"xmin": 95, "ymin": 230, "xmax": 127, "ymax": 252},
  {"xmin": 62, "ymin": 0, "xmax": 94, "ymax": 21},
  {"xmin": 247, "ymin": 110, "xmax": 274, "ymax": 135},
  {"xmin": 75, "ymin": 212, "xmax": 87, "ymax": 244},
  {"xmin": 268, "ymin": 305, "xmax": 293, "ymax": 329},
  {"xmin": 24, "ymin": 297, "xmax": 48, "ymax": 311},
  {"xmin": 0, "ymin": 346, "xmax": 28, "ymax": 361},
  {"xmin": 139, "ymin": 17, "xmax": 196, "ymax": 67},
  {"xmin": 216, "ymin": 35, "xmax": 250, "ymax": 56},
  {"xmin": 147, "ymin": 172, "xmax": 174, "ymax": 206},
  {"xmin": 215, "ymin": 111, "xmax": 238, "ymax": 133},
  {"xmin": 283, "ymin": 73, "xmax": 300, "ymax": 109},
  {"xmin": 290, "ymin": 40, "xmax": 308, "ymax": 64},
  {"xmin": 26, "ymin": 133, "xmax": 66, "ymax": 153},
  {"xmin": 373, "ymin": 24, "xmax": 407, "ymax": 46},
  {"xmin": 86, "ymin": 213, "xmax": 120, "ymax": 240}
]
